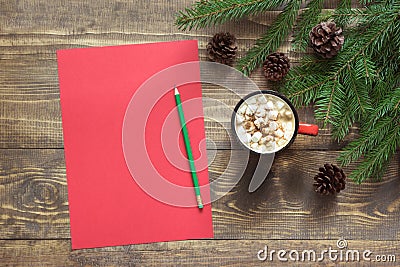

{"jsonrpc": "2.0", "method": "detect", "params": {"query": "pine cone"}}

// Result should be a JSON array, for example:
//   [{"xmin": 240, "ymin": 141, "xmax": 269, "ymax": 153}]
[
  {"xmin": 262, "ymin": 52, "xmax": 290, "ymax": 81},
  {"xmin": 313, "ymin": 163, "xmax": 346, "ymax": 195},
  {"xmin": 309, "ymin": 21, "xmax": 345, "ymax": 58},
  {"xmin": 206, "ymin": 32, "xmax": 237, "ymax": 65}
]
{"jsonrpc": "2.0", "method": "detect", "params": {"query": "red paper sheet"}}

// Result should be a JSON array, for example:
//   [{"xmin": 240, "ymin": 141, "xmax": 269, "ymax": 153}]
[{"xmin": 57, "ymin": 40, "xmax": 213, "ymax": 249}]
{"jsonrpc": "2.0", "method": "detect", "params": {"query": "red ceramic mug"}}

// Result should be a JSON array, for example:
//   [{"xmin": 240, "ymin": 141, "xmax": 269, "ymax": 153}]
[{"xmin": 232, "ymin": 90, "xmax": 318, "ymax": 154}]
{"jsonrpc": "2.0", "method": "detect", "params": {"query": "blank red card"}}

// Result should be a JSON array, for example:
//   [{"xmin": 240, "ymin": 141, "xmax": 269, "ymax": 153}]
[{"xmin": 57, "ymin": 40, "xmax": 213, "ymax": 249}]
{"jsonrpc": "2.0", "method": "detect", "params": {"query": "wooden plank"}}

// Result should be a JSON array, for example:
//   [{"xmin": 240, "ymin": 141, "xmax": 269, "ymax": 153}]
[
  {"xmin": 0, "ymin": 0, "xmax": 340, "ymax": 35},
  {"xmin": 1, "ymin": 1, "xmax": 392, "ymax": 266},
  {"xmin": 0, "ymin": 0, "xmax": 353, "ymax": 149},
  {"xmin": 0, "ymin": 52, "xmax": 358, "ymax": 149},
  {"xmin": 0, "ymin": 149, "xmax": 398, "ymax": 240},
  {"xmin": 0, "ymin": 149, "xmax": 70, "ymax": 238},
  {"xmin": 211, "ymin": 150, "xmax": 400, "ymax": 241},
  {"xmin": 0, "ymin": 239, "xmax": 398, "ymax": 266},
  {"xmin": 0, "ymin": 0, "xmax": 343, "ymax": 63}
]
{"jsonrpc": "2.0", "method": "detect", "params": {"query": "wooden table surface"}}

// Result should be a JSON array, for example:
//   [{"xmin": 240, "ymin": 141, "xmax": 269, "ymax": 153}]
[{"xmin": 1, "ymin": 0, "xmax": 399, "ymax": 266}]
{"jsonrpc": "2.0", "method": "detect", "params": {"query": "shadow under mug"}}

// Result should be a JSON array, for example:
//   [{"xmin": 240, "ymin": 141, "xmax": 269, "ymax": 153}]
[{"xmin": 231, "ymin": 90, "xmax": 319, "ymax": 192}]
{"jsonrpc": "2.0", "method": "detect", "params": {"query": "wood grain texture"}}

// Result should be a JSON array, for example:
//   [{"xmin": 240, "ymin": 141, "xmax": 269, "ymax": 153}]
[
  {"xmin": 1, "ymin": 149, "xmax": 399, "ymax": 240},
  {"xmin": 0, "ymin": 149, "xmax": 70, "ymax": 239},
  {"xmin": 1, "ymin": 0, "xmax": 399, "ymax": 265},
  {"xmin": 0, "ymin": 239, "xmax": 398, "ymax": 267},
  {"xmin": 0, "ymin": 0, "xmax": 356, "ymax": 149},
  {"xmin": 0, "ymin": 56, "xmax": 358, "ymax": 149},
  {"xmin": 210, "ymin": 150, "xmax": 400, "ymax": 241}
]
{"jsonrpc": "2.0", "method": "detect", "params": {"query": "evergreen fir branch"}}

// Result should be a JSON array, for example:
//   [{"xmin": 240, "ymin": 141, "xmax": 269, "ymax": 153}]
[
  {"xmin": 361, "ymin": 52, "xmax": 371, "ymax": 79},
  {"xmin": 236, "ymin": 0, "xmax": 302, "ymax": 76},
  {"xmin": 314, "ymin": 79, "xmax": 343, "ymax": 127},
  {"xmin": 375, "ymin": 48, "xmax": 400, "ymax": 78},
  {"xmin": 358, "ymin": 0, "xmax": 395, "ymax": 5},
  {"xmin": 347, "ymin": 117, "xmax": 400, "ymax": 183},
  {"xmin": 367, "ymin": 87, "xmax": 400, "ymax": 127},
  {"xmin": 345, "ymin": 56, "xmax": 374, "ymax": 113},
  {"xmin": 338, "ymin": 116, "xmax": 396, "ymax": 166},
  {"xmin": 331, "ymin": 2, "xmax": 400, "ymax": 35},
  {"xmin": 329, "ymin": 93, "xmax": 354, "ymax": 140},
  {"xmin": 292, "ymin": 0, "xmax": 325, "ymax": 52},
  {"xmin": 338, "ymin": 86, "xmax": 399, "ymax": 183},
  {"xmin": 283, "ymin": 65, "xmax": 332, "ymax": 106},
  {"xmin": 334, "ymin": 0, "xmax": 352, "ymax": 27},
  {"xmin": 283, "ymin": 8, "xmax": 398, "ymax": 133},
  {"xmin": 359, "ymin": 2, "xmax": 400, "ymax": 26},
  {"xmin": 175, "ymin": 0, "xmax": 287, "ymax": 30},
  {"xmin": 334, "ymin": 14, "xmax": 397, "ymax": 76},
  {"xmin": 370, "ymin": 70, "xmax": 393, "ymax": 101},
  {"xmin": 373, "ymin": 18, "xmax": 400, "ymax": 76},
  {"xmin": 279, "ymin": 1, "xmax": 399, "ymax": 183},
  {"xmin": 284, "ymin": 50, "xmax": 367, "ymax": 129},
  {"xmin": 359, "ymin": 0, "xmax": 375, "ymax": 5},
  {"xmin": 176, "ymin": 0, "xmax": 400, "ymax": 183},
  {"xmin": 327, "ymin": 57, "xmax": 374, "ymax": 140}
]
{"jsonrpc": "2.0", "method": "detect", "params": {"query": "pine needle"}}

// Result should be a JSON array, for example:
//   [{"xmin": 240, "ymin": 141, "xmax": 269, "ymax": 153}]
[
  {"xmin": 282, "ymin": 1, "xmax": 400, "ymax": 182},
  {"xmin": 292, "ymin": 0, "xmax": 325, "ymax": 52},
  {"xmin": 175, "ymin": 0, "xmax": 287, "ymax": 30},
  {"xmin": 236, "ymin": 0, "xmax": 302, "ymax": 76},
  {"xmin": 176, "ymin": 0, "xmax": 400, "ymax": 183}
]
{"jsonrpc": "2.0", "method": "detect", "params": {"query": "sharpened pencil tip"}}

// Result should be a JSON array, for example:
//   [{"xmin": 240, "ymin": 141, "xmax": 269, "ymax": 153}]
[
  {"xmin": 174, "ymin": 86, "xmax": 179, "ymax": 95},
  {"xmin": 197, "ymin": 195, "xmax": 203, "ymax": 209}
]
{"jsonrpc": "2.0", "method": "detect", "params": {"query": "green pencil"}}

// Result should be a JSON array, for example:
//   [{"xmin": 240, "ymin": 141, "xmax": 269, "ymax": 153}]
[{"xmin": 174, "ymin": 86, "xmax": 203, "ymax": 209}]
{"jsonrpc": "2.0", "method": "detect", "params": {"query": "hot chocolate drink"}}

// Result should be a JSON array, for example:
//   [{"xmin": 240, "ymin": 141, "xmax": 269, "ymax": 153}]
[{"xmin": 235, "ymin": 93, "xmax": 296, "ymax": 153}]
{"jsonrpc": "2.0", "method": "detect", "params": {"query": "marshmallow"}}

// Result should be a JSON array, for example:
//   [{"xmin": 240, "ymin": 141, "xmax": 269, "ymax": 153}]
[
  {"xmin": 250, "ymin": 142, "xmax": 259, "ymax": 150},
  {"xmin": 266, "ymin": 101, "xmax": 274, "ymax": 110},
  {"xmin": 284, "ymin": 131, "xmax": 293, "ymax": 140},
  {"xmin": 236, "ymin": 114, "xmax": 245, "ymax": 124},
  {"xmin": 238, "ymin": 104, "xmax": 248, "ymax": 115},
  {"xmin": 265, "ymin": 141, "xmax": 276, "ymax": 150},
  {"xmin": 236, "ymin": 125, "xmax": 246, "ymax": 135},
  {"xmin": 255, "ymin": 108, "xmax": 266, "ymax": 118},
  {"xmin": 285, "ymin": 110, "xmax": 293, "ymax": 119},
  {"xmin": 246, "ymin": 98, "xmax": 257, "ymax": 105},
  {"xmin": 243, "ymin": 121, "xmax": 256, "ymax": 132},
  {"xmin": 259, "ymin": 145, "xmax": 267, "ymax": 153},
  {"xmin": 269, "ymin": 110, "xmax": 279, "ymax": 120},
  {"xmin": 277, "ymin": 138, "xmax": 287, "ymax": 147},
  {"xmin": 254, "ymin": 117, "xmax": 264, "ymax": 128},
  {"xmin": 258, "ymin": 95, "xmax": 268, "ymax": 104},
  {"xmin": 251, "ymin": 131, "xmax": 262, "ymax": 143},
  {"xmin": 269, "ymin": 121, "xmax": 278, "ymax": 131},
  {"xmin": 239, "ymin": 132, "xmax": 251, "ymax": 144},
  {"xmin": 246, "ymin": 106, "xmax": 255, "ymax": 116},
  {"xmin": 275, "ymin": 129, "xmax": 284, "ymax": 138},
  {"xmin": 276, "ymin": 100, "xmax": 285, "ymax": 110},
  {"xmin": 261, "ymin": 127, "xmax": 271, "ymax": 135}
]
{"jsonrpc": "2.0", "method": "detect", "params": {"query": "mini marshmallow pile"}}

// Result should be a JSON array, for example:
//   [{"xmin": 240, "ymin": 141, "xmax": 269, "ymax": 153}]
[{"xmin": 235, "ymin": 94, "xmax": 296, "ymax": 153}]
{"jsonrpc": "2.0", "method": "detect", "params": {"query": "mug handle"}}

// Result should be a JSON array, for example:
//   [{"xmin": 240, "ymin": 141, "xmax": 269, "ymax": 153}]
[{"xmin": 298, "ymin": 123, "xmax": 319, "ymax": 136}]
